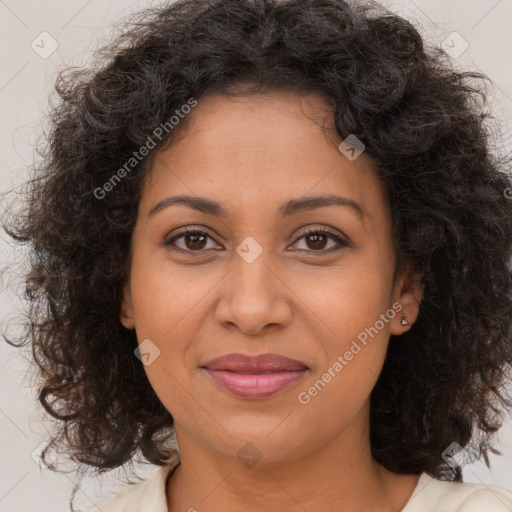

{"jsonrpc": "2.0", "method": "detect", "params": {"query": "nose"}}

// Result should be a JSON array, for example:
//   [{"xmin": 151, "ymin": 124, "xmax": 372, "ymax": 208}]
[{"xmin": 214, "ymin": 247, "xmax": 293, "ymax": 336}]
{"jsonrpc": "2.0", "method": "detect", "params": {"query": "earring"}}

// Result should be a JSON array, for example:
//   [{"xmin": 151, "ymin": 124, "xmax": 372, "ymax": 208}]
[{"xmin": 401, "ymin": 314, "xmax": 411, "ymax": 326}]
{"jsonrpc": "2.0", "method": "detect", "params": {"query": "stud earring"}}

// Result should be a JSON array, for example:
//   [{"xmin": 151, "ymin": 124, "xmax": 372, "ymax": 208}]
[{"xmin": 401, "ymin": 313, "xmax": 411, "ymax": 326}]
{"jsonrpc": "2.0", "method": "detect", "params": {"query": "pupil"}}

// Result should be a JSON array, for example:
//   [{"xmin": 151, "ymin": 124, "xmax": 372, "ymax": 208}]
[
  {"xmin": 308, "ymin": 234, "xmax": 326, "ymax": 250},
  {"xmin": 187, "ymin": 233, "xmax": 206, "ymax": 250}
]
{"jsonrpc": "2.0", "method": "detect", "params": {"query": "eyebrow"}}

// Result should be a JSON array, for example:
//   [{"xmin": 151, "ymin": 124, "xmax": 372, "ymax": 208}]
[{"xmin": 148, "ymin": 194, "xmax": 366, "ymax": 220}]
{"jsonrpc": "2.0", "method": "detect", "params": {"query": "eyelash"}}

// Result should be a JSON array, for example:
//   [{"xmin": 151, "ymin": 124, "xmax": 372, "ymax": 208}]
[{"xmin": 164, "ymin": 226, "xmax": 350, "ymax": 256}]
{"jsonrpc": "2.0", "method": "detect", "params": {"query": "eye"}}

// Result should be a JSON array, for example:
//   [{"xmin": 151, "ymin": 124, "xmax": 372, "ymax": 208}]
[
  {"xmin": 164, "ymin": 227, "xmax": 221, "ymax": 254},
  {"xmin": 164, "ymin": 226, "xmax": 350, "ymax": 255},
  {"xmin": 289, "ymin": 227, "xmax": 350, "ymax": 254}
]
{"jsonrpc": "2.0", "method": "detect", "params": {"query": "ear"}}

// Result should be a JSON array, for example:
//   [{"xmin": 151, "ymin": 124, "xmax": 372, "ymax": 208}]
[
  {"xmin": 390, "ymin": 258, "xmax": 424, "ymax": 336},
  {"xmin": 119, "ymin": 282, "xmax": 135, "ymax": 329}
]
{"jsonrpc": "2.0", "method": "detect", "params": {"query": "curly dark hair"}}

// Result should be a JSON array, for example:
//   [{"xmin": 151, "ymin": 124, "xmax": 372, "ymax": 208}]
[{"xmin": 3, "ymin": 0, "xmax": 512, "ymax": 484}]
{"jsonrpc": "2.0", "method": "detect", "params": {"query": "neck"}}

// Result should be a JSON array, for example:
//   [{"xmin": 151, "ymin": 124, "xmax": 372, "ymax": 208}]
[{"xmin": 166, "ymin": 407, "xmax": 419, "ymax": 512}]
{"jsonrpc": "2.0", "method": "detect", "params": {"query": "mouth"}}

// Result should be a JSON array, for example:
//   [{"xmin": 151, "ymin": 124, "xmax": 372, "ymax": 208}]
[
  {"xmin": 201, "ymin": 353, "xmax": 309, "ymax": 399},
  {"xmin": 202, "ymin": 368, "xmax": 309, "ymax": 398}
]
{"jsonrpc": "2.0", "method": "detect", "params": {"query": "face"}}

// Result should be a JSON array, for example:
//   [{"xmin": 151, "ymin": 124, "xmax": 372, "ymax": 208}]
[{"xmin": 120, "ymin": 91, "xmax": 422, "ymax": 466}]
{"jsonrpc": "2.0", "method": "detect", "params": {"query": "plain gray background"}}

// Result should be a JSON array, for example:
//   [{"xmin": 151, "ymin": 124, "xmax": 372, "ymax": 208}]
[{"xmin": 1, "ymin": 1, "xmax": 511, "ymax": 511}]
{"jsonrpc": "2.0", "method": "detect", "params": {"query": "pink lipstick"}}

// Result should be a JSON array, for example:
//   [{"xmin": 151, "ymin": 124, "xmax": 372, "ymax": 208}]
[{"xmin": 201, "ymin": 353, "xmax": 308, "ymax": 399}]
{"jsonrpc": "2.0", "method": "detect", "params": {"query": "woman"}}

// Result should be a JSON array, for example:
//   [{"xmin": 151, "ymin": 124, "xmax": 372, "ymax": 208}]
[{"xmin": 4, "ymin": 0, "xmax": 512, "ymax": 510}]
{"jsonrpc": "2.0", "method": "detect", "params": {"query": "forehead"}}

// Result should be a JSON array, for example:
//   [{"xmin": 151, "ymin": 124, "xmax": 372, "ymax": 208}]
[{"xmin": 141, "ymin": 91, "xmax": 388, "ymax": 224}]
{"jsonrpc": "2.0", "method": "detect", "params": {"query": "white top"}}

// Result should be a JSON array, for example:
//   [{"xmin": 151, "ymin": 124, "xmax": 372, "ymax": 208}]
[{"xmin": 78, "ymin": 462, "xmax": 512, "ymax": 512}]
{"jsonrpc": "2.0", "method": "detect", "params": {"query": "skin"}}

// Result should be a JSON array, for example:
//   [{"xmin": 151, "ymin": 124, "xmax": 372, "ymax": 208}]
[{"xmin": 120, "ymin": 90, "xmax": 424, "ymax": 512}]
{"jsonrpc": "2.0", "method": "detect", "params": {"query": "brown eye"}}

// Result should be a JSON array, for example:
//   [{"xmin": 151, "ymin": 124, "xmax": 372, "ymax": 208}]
[
  {"xmin": 165, "ymin": 228, "xmax": 220, "ymax": 253},
  {"xmin": 182, "ymin": 231, "xmax": 208, "ymax": 250},
  {"xmin": 290, "ymin": 228, "xmax": 349, "ymax": 254},
  {"xmin": 304, "ymin": 232, "xmax": 329, "ymax": 250}
]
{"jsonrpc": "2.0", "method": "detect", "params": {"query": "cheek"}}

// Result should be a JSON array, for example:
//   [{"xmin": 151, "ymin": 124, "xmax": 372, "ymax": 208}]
[
  {"xmin": 291, "ymin": 254, "xmax": 394, "ymax": 343},
  {"xmin": 290, "ymin": 253, "xmax": 394, "ymax": 396},
  {"xmin": 126, "ymin": 253, "xmax": 203, "ymax": 398},
  {"xmin": 296, "ymin": 317, "xmax": 390, "ymax": 428},
  {"xmin": 129, "ymin": 250, "xmax": 212, "ymax": 339}
]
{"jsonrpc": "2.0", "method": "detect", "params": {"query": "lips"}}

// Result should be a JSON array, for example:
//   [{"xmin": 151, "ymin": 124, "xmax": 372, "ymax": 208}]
[
  {"xmin": 201, "ymin": 353, "xmax": 309, "ymax": 399},
  {"xmin": 202, "ymin": 353, "xmax": 308, "ymax": 372}
]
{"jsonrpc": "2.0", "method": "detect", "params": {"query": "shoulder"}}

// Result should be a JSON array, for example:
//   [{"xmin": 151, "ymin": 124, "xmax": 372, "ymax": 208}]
[
  {"xmin": 76, "ymin": 463, "xmax": 177, "ymax": 512},
  {"xmin": 403, "ymin": 473, "xmax": 512, "ymax": 512}
]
